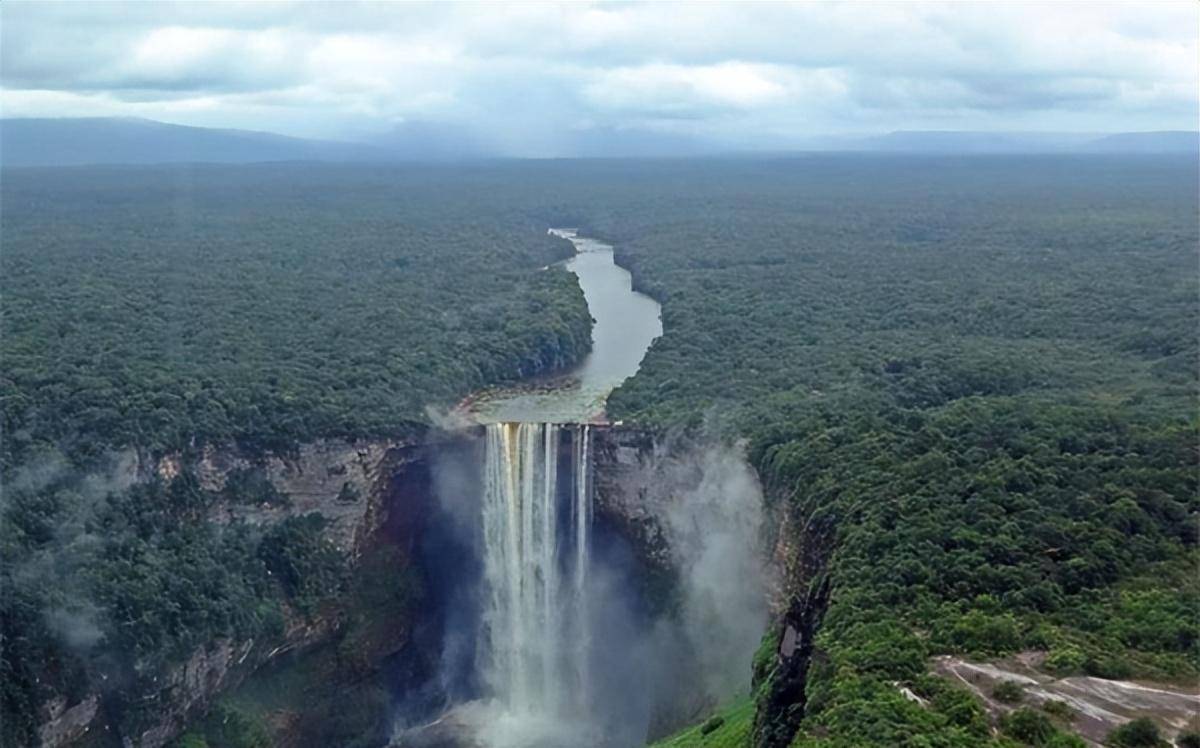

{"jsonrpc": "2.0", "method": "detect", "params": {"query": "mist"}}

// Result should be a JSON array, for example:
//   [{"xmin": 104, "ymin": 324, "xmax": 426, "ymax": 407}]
[
  {"xmin": 660, "ymin": 443, "xmax": 771, "ymax": 701},
  {"xmin": 405, "ymin": 427, "xmax": 770, "ymax": 747}
]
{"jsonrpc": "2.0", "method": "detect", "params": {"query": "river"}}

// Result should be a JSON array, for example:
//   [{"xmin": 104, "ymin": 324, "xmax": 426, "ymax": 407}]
[{"xmin": 466, "ymin": 228, "xmax": 663, "ymax": 424}]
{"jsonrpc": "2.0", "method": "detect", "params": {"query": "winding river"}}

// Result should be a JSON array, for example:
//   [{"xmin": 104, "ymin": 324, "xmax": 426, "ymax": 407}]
[{"xmin": 466, "ymin": 229, "xmax": 663, "ymax": 424}]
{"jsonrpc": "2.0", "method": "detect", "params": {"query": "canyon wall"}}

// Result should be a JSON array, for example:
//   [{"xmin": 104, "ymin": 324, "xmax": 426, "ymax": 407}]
[{"xmin": 37, "ymin": 437, "xmax": 425, "ymax": 748}]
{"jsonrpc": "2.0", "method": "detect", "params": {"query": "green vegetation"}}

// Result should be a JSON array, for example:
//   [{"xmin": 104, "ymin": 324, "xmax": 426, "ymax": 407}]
[
  {"xmin": 201, "ymin": 545, "xmax": 422, "ymax": 747},
  {"xmin": 1040, "ymin": 700, "xmax": 1073, "ymax": 721},
  {"xmin": 1, "ymin": 165, "xmax": 592, "ymax": 470},
  {"xmin": 992, "ymin": 681, "xmax": 1024, "ymax": 704},
  {"xmin": 222, "ymin": 467, "xmax": 289, "ymax": 507},
  {"xmin": 1000, "ymin": 708, "xmax": 1085, "ymax": 747},
  {"xmin": 0, "ymin": 464, "xmax": 348, "ymax": 744},
  {"xmin": 1178, "ymin": 732, "xmax": 1200, "ymax": 748},
  {"xmin": 1106, "ymin": 718, "xmax": 1168, "ymax": 748},
  {"xmin": 651, "ymin": 698, "xmax": 756, "ymax": 748},
  {"xmin": 2, "ymin": 156, "xmax": 1196, "ymax": 746},
  {"xmin": 1, "ymin": 164, "xmax": 591, "ymax": 745},
  {"xmin": 580, "ymin": 156, "xmax": 1197, "ymax": 745},
  {"xmin": 174, "ymin": 702, "xmax": 272, "ymax": 748}
]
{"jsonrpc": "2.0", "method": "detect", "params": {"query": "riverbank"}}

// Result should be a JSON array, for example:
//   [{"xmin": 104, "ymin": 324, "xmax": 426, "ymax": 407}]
[{"xmin": 465, "ymin": 229, "xmax": 662, "ymax": 424}]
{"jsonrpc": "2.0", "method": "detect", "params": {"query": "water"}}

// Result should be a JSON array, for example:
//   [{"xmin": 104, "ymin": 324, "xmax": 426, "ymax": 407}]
[
  {"xmin": 470, "ymin": 229, "xmax": 662, "ymax": 424},
  {"xmin": 477, "ymin": 422, "xmax": 594, "ymax": 746},
  {"xmin": 453, "ymin": 230, "xmax": 657, "ymax": 746}
]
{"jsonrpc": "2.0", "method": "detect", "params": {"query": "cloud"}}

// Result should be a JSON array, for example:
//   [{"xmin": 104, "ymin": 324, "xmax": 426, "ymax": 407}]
[
  {"xmin": 585, "ymin": 62, "xmax": 796, "ymax": 116},
  {"xmin": 0, "ymin": 1, "xmax": 1195, "ymax": 148}
]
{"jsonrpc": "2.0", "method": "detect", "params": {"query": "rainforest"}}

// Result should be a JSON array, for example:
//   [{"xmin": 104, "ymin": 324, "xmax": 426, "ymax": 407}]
[{"xmin": 2, "ymin": 155, "xmax": 1197, "ymax": 748}]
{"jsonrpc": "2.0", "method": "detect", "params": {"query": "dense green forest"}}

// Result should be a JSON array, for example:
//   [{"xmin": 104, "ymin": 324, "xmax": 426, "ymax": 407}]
[
  {"xmin": 2, "ymin": 157, "xmax": 1196, "ymax": 747},
  {"xmin": 0, "ymin": 165, "xmax": 593, "ymax": 746},
  {"xmin": 579, "ymin": 157, "xmax": 1198, "ymax": 747},
  {"xmin": 1, "ymin": 165, "xmax": 593, "ymax": 469}
]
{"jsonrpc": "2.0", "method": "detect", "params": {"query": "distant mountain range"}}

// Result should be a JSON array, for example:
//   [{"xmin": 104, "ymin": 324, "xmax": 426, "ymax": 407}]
[
  {"xmin": 845, "ymin": 130, "xmax": 1200, "ymax": 154},
  {"xmin": 1079, "ymin": 131, "xmax": 1200, "ymax": 154},
  {"xmin": 1, "ymin": 117, "xmax": 1196, "ymax": 167},
  {"xmin": 0, "ymin": 118, "xmax": 390, "ymax": 167}
]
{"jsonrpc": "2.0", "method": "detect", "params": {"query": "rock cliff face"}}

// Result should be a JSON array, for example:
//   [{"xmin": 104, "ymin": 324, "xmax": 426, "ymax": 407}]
[
  {"xmin": 591, "ymin": 425, "xmax": 775, "ymax": 614},
  {"xmin": 37, "ymin": 437, "xmax": 427, "ymax": 748},
  {"xmin": 36, "ymin": 697, "xmax": 99, "ymax": 748},
  {"xmin": 131, "ymin": 639, "xmax": 259, "ymax": 748},
  {"xmin": 590, "ymin": 427, "xmax": 681, "ymax": 612},
  {"xmin": 591, "ymin": 426, "xmax": 837, "ymax": 748},
  {"xmin": 750, "ymin": 494, "xmax": 838, "ymax": 748},
  {"xmin": 163, "ymin": 439, "xmax": 409, "ymax": 555},
  {"xmin": 750, "ymin": 574, "xmax": 831, "ymax": 748},
  {"xmin": 591, "ymin": 425, "xmax": 774, "ymax": 738}
]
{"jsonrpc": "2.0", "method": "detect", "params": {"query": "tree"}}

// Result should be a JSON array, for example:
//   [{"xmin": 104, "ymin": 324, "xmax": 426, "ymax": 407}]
[{"xmin": 1107, "ymin": 718, "xmax": 1166, "ymax": 748}]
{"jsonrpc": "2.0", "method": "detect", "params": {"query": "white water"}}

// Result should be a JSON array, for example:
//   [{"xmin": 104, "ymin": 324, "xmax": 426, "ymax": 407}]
[
  {"xmin": 405, "ymin": 231, "xmax": 766, "ymax": 748},
  {"xmin": 479, "ymin": 422, "xmax": 592, "ymax": 738},
  {"xmin": 445, "ymin": 230, "xmax": 657, "ymax": 745}
]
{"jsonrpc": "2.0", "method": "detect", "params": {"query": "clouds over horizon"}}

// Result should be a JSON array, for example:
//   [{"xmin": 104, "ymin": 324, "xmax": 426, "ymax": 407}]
[{"xmin": 2, "ymin": 1, "xmax": 1196, "ymax": 154}]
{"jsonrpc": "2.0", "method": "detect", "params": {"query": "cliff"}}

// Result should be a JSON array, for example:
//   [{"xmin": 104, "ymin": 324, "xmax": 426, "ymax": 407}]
[
  {"xmin": 36, "ymin": 437, "xmax": 425, "ymax": 748},
  {"xmin": 591, "ymin": 425, "xmax": 775, "ymax": 739}
]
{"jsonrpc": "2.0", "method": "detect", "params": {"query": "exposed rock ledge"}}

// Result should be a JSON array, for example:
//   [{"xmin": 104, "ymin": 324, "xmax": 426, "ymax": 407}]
[
  {"xmin": 173, "ymin": 439, "xmax": 410, "ymax": 556},
  {"xmin": 934, "ymin": 654, "xmax": 1200, "ymax": 746}
]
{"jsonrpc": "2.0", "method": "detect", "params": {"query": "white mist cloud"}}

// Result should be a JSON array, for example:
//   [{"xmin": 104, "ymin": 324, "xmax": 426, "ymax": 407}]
[
  {"xmin": 5, "ymin": 2, "xmax": 1190, "ymax": 150},
  {"xmin": 659, "ymin": 441, "xmax": 771, "ymax": 701},
  {"xmin": 585, "ymin": 62, "xmax": 795, "ymax": 115}
]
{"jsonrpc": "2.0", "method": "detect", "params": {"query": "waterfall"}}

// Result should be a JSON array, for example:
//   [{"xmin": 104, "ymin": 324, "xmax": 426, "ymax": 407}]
[{"xmin": 480, "ymin": 422, "xmax": 592, "ymax": 721}]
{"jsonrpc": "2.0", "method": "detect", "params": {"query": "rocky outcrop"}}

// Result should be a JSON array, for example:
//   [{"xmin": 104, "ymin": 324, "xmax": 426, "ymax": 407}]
[
  {"xmin": 132, "ymin": 639, "xmax": 257, "ymax": 748},
  {"xmin": 751, "ymin": 575, "xmax": 831, "ymax": 748},
  {"xmin": 591, "ymin": 426, "xmax": 681, "ymax": 611},
  {"xmin": 36, "ymin": 696, "xmax": 99, "ymax": 747},
  {"xmin": 168, "ymin": 439, "xmax": 410, "ymax": 555},
  {"xmin": 750, "ymin": 491, "xmax": 839, "ymax": 748},
  {"xmin": 932, "ymin": 654, "xmax": 1200, "ymax": 747}
]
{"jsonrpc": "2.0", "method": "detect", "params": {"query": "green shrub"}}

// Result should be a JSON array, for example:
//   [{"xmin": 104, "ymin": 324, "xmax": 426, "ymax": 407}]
[
  {"xmin": 948, "ymin": 611, "xmax": 1022, "ymax": 655},
  {"xmin": 1084, "ymin": 654, "xmax": 1134, "ymax": 680},
  {"xmin": 1002, "ymin": 708, "xmax": 1056, "ymax": 745},
  {"xmin": 257, "ymin": 513, "xmax": 346, "ymax": 612},
  {"xmin": 336, "ymin": 481, "xmax": 361, "ymax": 503},
  {"xmin": 1040, "ymin": 699, "xmax": 1073, "ymax": 720},
  {"xmin": 1176, "ymin": 731, "xmax": 1200, "ymax": 748},
  {"xmin": 992, "ymin": 680, "xmax": 1024, "ymax": 704},
  {"xmin": 1044, "ymin": 646, "xmax": 1087, "ymax": 675},
  {"xmin": 223, "ymin": 468, "xmax": 289, "ymax": 507},
  {"xmin": 1106, "ymin": 717, "xmax": 1166, "ymax": 747},
  {"xmin": 202, "ymin": 703, "xmax": 271, "ymax": 748},
  {"xmin": 699, "ymin": 715, "xmax": 725, "ymax": 735}
]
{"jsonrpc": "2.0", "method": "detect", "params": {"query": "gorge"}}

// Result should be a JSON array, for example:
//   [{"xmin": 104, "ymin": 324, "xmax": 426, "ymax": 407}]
[
  {"xmin": 22, "ymin": 226, "xmax": 769, "ymax": 748},
  {"xmin": 9, "ymin": 157, "xmax": 1196, "ymax": 748},
  {"xmin": 393, "ymin": 230, "xmax": 769, "ymax": 747}
]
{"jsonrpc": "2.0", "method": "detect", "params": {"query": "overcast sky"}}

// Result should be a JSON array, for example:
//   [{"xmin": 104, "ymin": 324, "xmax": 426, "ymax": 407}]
[{"xmin": 2, "ymin": 1, "xmax": 1196, "ymax": 154}]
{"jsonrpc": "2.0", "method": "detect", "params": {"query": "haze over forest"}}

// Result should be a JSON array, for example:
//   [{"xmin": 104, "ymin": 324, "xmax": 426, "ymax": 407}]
[{"xmin": 3, "ymin": 116, "xmax": 1199, "ymax": 167}]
